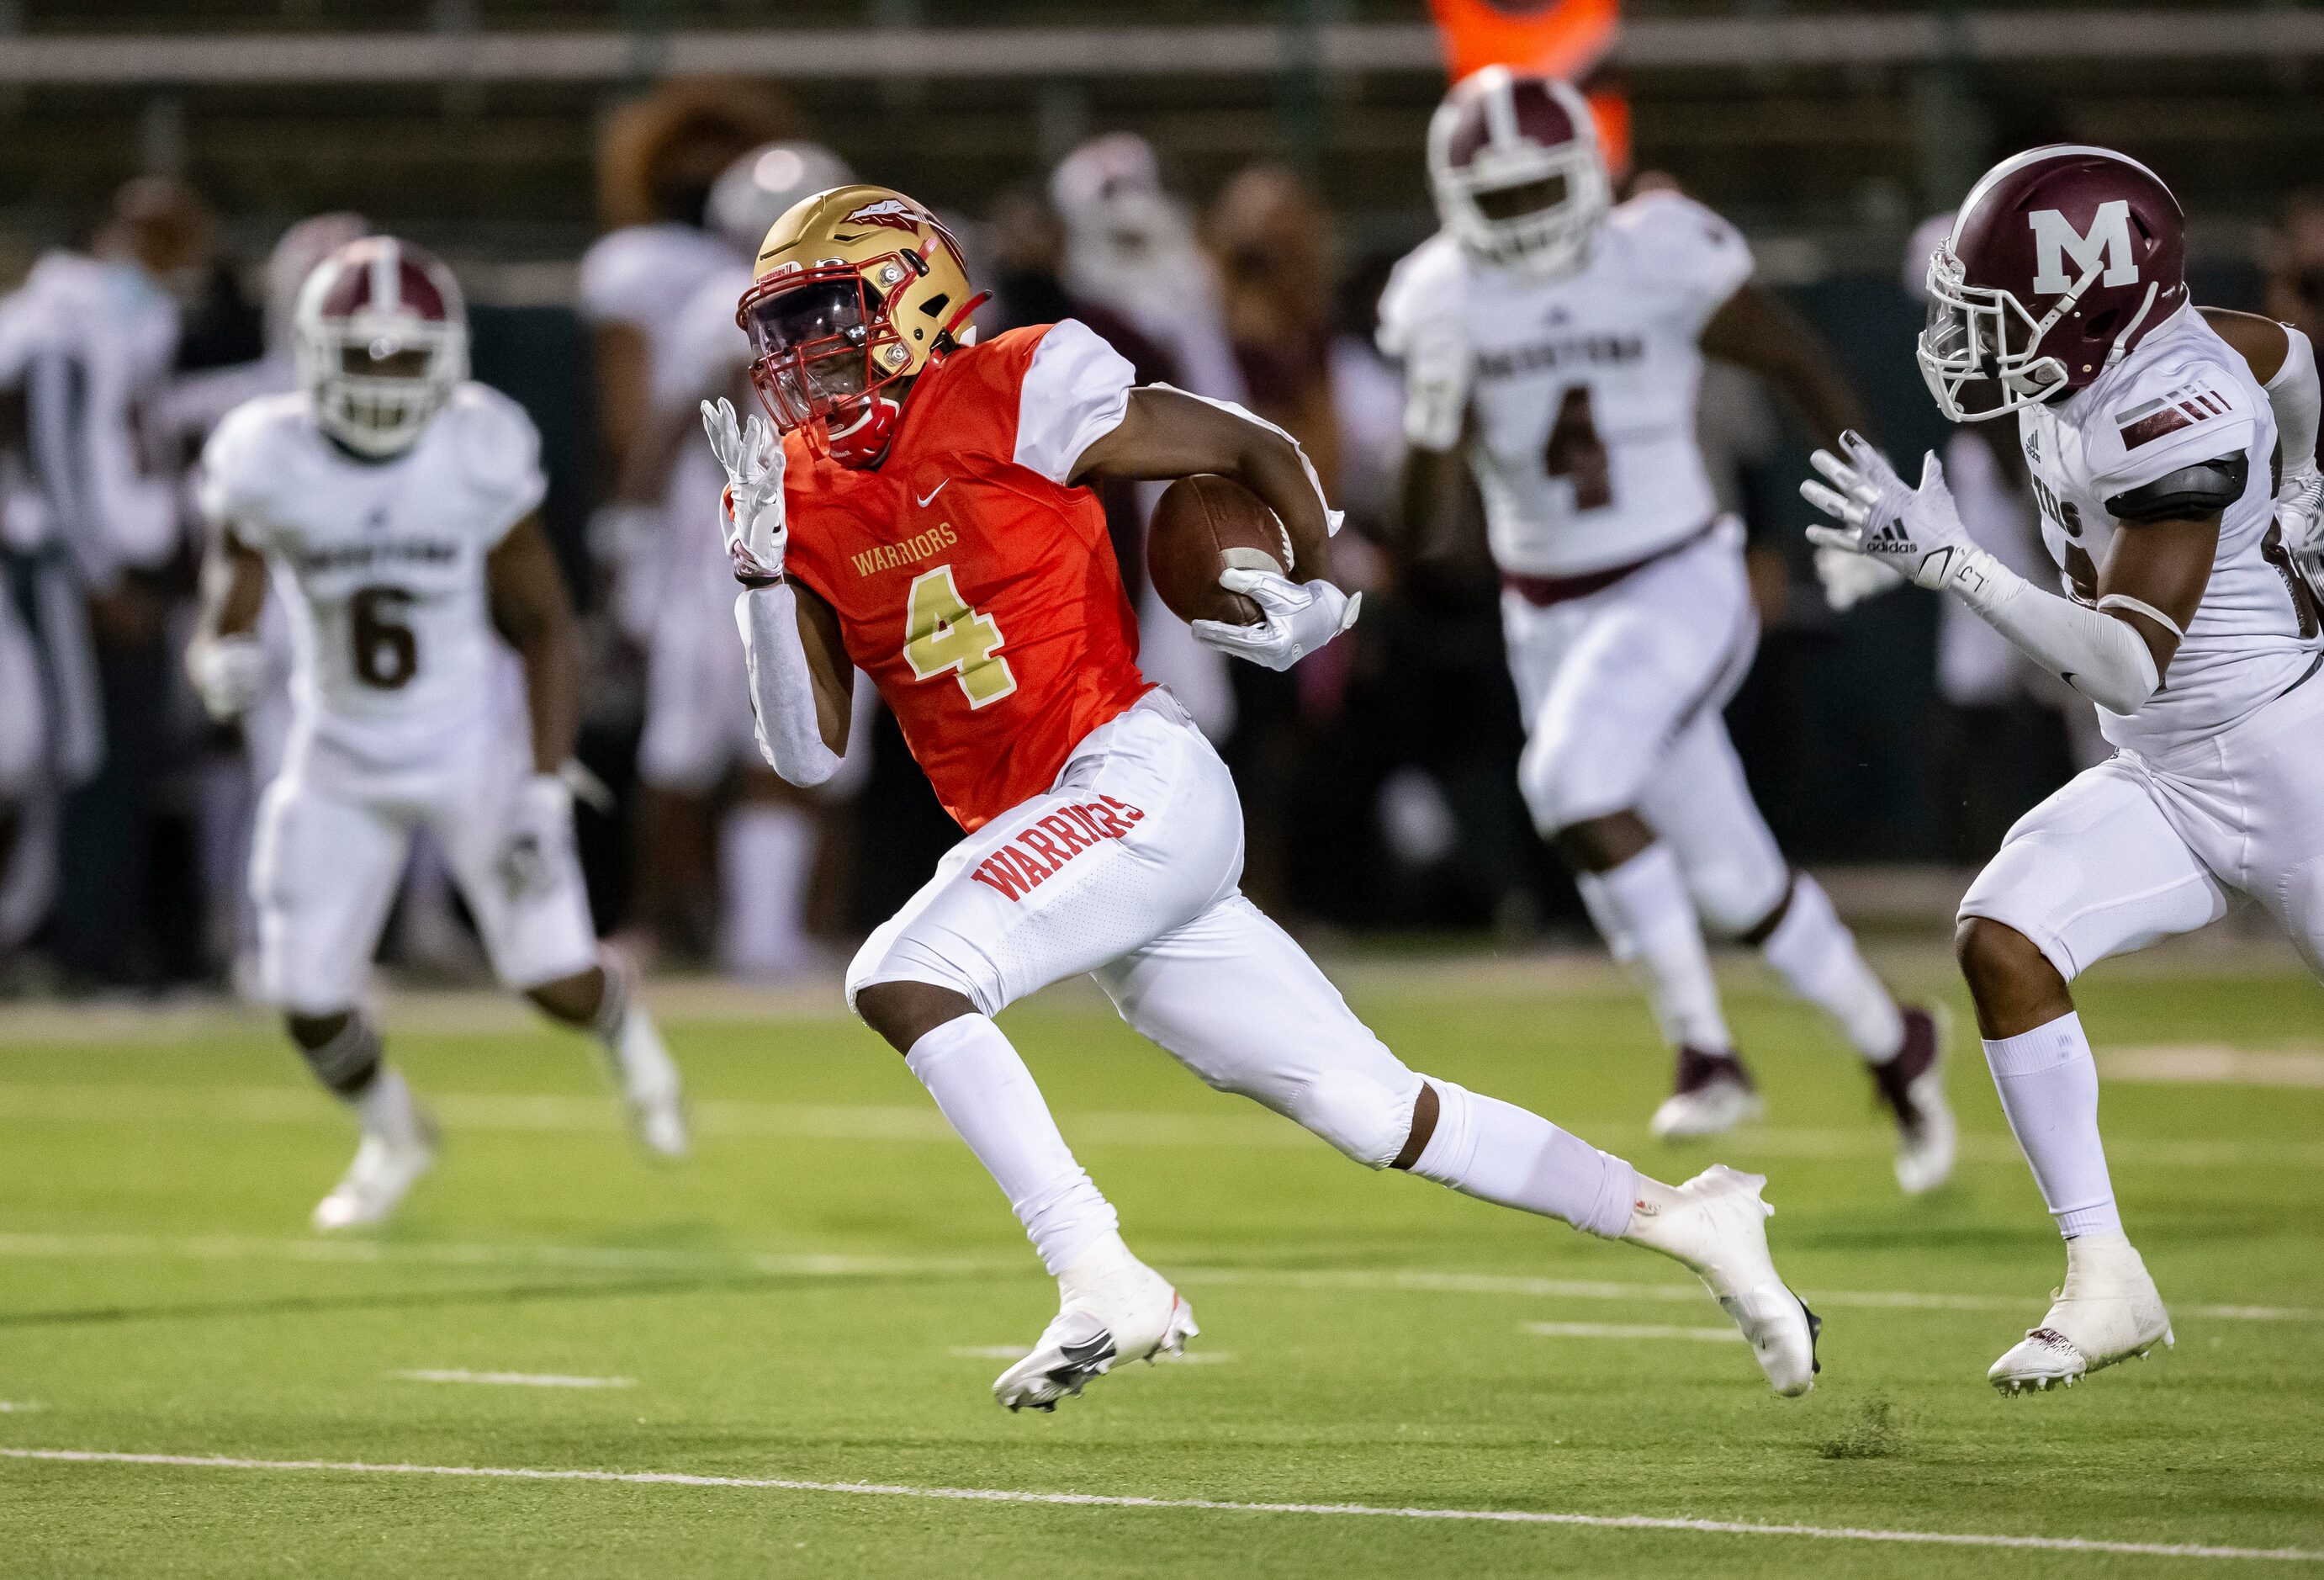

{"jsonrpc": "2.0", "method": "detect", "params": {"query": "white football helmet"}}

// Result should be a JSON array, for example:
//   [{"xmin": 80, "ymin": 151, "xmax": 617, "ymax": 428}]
[
  {"xmin": 706, "ymin": 141, "xmax": 855, "ymax": 260},
  {"xmin": 1427, "ymin": 66, "xmax": 1610, "ymax": 279},
  {"xmin": 293, "ymin": 236, "xmax": 468, "ymax": 459}
]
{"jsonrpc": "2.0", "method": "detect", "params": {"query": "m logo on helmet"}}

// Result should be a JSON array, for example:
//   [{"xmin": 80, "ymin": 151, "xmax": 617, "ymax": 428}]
[{"xmin": 2029, "ymin": 200, "xmax": 2138, "ymax": 295}]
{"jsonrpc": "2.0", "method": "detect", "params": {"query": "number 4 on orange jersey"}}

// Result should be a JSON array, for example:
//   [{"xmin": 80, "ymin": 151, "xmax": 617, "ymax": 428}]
[{"xmin": 903, "ymin": 564, "xmax": 1017, "ymax": 708}]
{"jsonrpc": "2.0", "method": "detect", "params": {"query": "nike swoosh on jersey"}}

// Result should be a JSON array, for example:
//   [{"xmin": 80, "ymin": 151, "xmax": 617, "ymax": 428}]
[{"xmin": 917, "ymin": 480, "xmax": 948, "ymax": 507}]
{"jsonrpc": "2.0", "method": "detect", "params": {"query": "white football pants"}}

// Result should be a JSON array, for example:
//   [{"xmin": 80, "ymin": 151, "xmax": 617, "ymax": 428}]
[
  {"xmin": 251, "ymin": 728, "xmax": 598, "ymax": 1015},
  {"xmin": 1961, "ymin": 662, "xmax": 2324, "ymax": 976},
  {"xmin": 848, "ymin": 693, "xmax": 1428, "ymax": 1169},
  {"xmin": 1503, "ymin": 521, "xmax": 1790, "ymax": 933}
]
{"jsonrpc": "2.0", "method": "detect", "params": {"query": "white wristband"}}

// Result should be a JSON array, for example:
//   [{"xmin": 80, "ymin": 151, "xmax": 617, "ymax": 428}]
[{"xmin": 735, "ymin": 583, "xmax": 841, "ymax": 787}]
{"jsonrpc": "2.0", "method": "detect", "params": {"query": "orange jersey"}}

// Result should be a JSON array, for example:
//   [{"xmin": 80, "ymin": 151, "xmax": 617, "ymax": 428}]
[{"xmin": 781, "ymin": 321, "xmax": 1154, "ymax": 831}]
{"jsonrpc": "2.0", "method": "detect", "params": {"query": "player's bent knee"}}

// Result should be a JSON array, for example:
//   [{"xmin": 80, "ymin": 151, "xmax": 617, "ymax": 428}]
[
  {"xmin": 855, "ymin": 978, "xmax": 979, "ymax": 1054},
  {"xmin": 1275, "ymin": 1067, "xmax": 1425, "ymax": 1170},
  {"xmin": 1955, "ymin": 917, "xmax": 2069, "ymax": 1032}
]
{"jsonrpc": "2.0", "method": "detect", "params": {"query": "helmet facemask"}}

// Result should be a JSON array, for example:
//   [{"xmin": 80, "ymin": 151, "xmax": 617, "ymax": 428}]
[
  {"xmin": 1440, "ymin": 149, "xmax": 1607, "ymax": 279},
  {"xmin": 1917, "ymin": 237, "xmax": 2163, "ymax": 424},
  {"xmin": 293, "ymin": 242, "xmax": 467, "ymax": 460}
]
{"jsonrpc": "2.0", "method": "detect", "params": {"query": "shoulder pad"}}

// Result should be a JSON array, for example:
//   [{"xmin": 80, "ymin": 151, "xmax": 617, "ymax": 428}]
[
  {"xmin": 1605, "ymin": 191, "xmax": 1752, "ymax": 305},
  {"xmin": 447, "ymin": 383, "xmax": 544, "ymax": 502},
  {"xmin": 2105, "ymin": 452, "xmax": 2248, "ymax": 522},
  {"xmin": 1375, "ymin": 236, "xmax": 1466, "ymax": 358}
]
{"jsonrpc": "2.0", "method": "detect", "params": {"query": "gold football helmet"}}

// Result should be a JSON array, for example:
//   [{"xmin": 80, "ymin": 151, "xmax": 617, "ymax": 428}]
[{"xmin": 736, "ymin": 184, "xmax": 985, "ymax": 467}]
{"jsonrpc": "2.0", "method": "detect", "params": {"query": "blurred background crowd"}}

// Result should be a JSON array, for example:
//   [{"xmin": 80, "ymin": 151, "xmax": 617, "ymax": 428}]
[{"xmin": 1, "ymin": 0, "xmax": 2321, "ymax": 994}]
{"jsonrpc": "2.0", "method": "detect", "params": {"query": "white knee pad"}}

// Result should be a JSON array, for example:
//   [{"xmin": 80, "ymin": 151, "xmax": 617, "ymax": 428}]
[
  {"xmin": 1686, "ymin": 849, "xmax": 1792, "ymax": 939},
  {"xmin": 1268, "ymin": 1064, "xmax": 1425, "ymax": 1170},
  {"xmin": 1517, "ymin": 729, "xmax": 1640, "ymax": 835},
  {"xmin": 844, "ymin": 924, "xmax": 998, "ymax": 1018}
]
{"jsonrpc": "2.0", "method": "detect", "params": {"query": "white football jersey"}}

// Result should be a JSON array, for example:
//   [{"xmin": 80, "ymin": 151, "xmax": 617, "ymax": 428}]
[
  {"xmin": 578, "ymin": 222, "xmax": 738, "ymax": 396},
  {"xmin": 1378, "ymin": 191, "xmax": 1753, "ymax": 576},
  {"xmin": 2018, "ymin": 304, "xmax": 2315, "ymax": 755},
  {"xmin": 198, "ymin": 384, "xmax": 546, "ymax": 777}
]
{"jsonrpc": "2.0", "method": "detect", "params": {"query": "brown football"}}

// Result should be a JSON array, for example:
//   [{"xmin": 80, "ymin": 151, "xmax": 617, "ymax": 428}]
[{"xmin": 1146, "ymin": 475, "xmax": 1294, "ymax": 627}]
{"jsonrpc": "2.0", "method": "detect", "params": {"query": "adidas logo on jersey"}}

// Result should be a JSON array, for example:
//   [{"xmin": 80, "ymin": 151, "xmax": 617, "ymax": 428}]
[
  {"xmin": 2118, "ymin": 384, "xmax": 2231, "ymax": 450},
  {"xmin": 969, "ymin": 797, "xmax": 1147, "ymax": 902}
]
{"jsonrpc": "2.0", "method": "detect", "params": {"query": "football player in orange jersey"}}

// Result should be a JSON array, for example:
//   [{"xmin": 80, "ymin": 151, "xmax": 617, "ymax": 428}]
[{"xmin": 704, "ymin": 185, "xmax": 1820, "ymax": 1410}]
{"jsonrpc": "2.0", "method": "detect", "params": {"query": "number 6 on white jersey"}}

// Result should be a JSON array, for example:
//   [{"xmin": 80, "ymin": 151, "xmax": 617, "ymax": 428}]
[{"xmin": 903, "ymin": 565, "xmax": 1016, "ymax": 708}]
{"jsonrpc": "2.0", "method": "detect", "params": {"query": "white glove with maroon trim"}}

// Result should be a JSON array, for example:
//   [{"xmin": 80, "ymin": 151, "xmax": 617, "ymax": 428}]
[{"xmin": 702, "ymin": 396, "xmax": 786, "ymax": 586}]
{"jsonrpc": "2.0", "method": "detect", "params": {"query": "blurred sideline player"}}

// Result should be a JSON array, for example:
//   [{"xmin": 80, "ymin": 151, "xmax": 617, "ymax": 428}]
[
  {"xmin": 707, "ymin": 184, "xmax": 1821, "ymax": 1409},
  {"xmin": 638, "ymin": 141, "xmax": 873, "ymax": 976},
  {"xmin": 582, "ymin": 82, "xmax": 786, "ymax": 655},
  {"xmin": 1379, "ymin": 68, "xmax": 1951, "ymax": 1189},
  {"xmin": 188, "ymin": 237, "xmax": 688, "ymax": 1230},
  {"xmin": 1803, "ymin": 146, "xmax": 2322, "ymax": 1390}
]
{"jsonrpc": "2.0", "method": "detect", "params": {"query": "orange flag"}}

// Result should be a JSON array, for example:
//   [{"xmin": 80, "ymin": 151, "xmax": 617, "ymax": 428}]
[{"xmin": 1426, "ymin": 0, "xmax": 1630, "ymax": 176}]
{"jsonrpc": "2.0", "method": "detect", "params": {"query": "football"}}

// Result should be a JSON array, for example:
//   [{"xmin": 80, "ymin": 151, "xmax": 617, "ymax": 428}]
[{"xmin": 1146, "ymin": 474, "xmax": 1294, "ymax": 627}]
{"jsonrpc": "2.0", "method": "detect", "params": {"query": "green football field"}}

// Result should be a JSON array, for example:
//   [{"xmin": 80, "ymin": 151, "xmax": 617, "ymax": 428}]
[{"xmin": 2, "ymin": 945, "xmax": 2320, "ymax": 1578}]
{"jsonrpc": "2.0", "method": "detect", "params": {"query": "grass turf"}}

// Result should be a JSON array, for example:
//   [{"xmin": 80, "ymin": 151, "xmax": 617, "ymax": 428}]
[{"xmin": 0, "ymin": 949, "xmax": 2320, "ymax": 1577}]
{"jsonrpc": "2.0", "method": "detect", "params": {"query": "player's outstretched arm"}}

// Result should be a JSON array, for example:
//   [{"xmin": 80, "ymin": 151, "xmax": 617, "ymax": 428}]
[
  {"xmin": 1802, "ymin": 434, "xmax": 2216, "ymax": 714},
  {"xmin": 1700, "ymin": 283, "xmax": 1871, "ymax": 450},
  {"xmin": 487, "ymin": 513, "xmax": 583, "ymax": 776},
  {"xmin": 185, "ymin": 522, "xmax": 272, "ymax": 722},
  {"xmin": 1071, "ymin": 386, "xmax": 1339, "ymax": 587}
]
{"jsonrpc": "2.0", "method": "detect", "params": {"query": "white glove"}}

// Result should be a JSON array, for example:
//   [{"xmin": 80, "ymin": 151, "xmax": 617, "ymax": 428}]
[
  {"xmin": 1191, "ymin": 569, "xmax": 1361, "ymax": 671},
  {"xmin": 1801, "ymin": 432, "xmax": 1992, "ymax": 596},
  {"xmin": 187, "ymin": 634, "xmax": 269, "ymax": 721},
  {"xmin": 1812, "ymin": 543, "xmax": 1906, "ymax": 612},
  {"xmin": 701, "ymin": 396, "xmax": 786, "ymax": 585},
  {"xmin": 496, "ymin": 772, "xmax": 574, "ymax": 901},
  {"xmin": 2278, "ymin": 459, "xmax": 2324, "ymax": 560}
]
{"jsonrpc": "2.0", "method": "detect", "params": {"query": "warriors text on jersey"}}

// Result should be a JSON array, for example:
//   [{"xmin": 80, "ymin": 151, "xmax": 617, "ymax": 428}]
[
  {"xmin": 2017, "ymin": 303, "xmax": 2316, "ymax": 753},
  {"xmin": 1377, "ymin": 190, "xmax": 1754, "ymax": 577},
  {"xmin": 780, "ymin": 321, "xmax": 1153, "ymax": 831},
  {"xmin": 197, "ymin": 383, "xmax": 546, "ymax": 780}
]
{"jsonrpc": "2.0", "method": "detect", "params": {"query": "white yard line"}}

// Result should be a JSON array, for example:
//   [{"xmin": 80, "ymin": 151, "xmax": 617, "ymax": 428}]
[
  {"xmin": 0, "ymin": 1230, "xmax": 2316, "ymax": 1325},
  {"xmin": 3, "ymin": 1081, "xmax": 2321, "ymax": 1169},
  {"xmin": 2101, "ymin": 1047, "xmax": 2324, "ymax": 1089},
  {"xmin": 390, "ymin": 1370, "xmax": 633, "ymax": 1389},
  {"xmin": 0, "ymin": 1447, "xmax": 2312, "ymax": 1562},
  {"xmin": 1523, "ymin": 1322, "xmax": 1742, "ymax": 1343}
]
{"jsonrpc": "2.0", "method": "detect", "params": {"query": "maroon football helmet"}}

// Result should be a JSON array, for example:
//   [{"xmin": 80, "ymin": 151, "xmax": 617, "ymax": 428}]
[
  {"xmin": 1919, "ymin": 145, "xmax": 2187, "ymax": 422},
  {"xmin": 293, "ymin": 236, "xmax": 469, "ymax": 457},
  {"xmin": 1427, "ymin": 67, "xmax": 1610, "ymax": 278}
]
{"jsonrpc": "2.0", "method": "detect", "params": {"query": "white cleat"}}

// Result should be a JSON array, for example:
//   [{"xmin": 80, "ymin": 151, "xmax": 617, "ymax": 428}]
[
  {"xmin": 1989, "ymin": 1233, "xmax": 2172, "ymax": 1395},
  {"xmin": 1649, "ymin": 1047, "xmax": 1765, "ymax": 1140},
  {"xmin": 622, "ymin": 1084, "xmax": 690, "ymax": 1160},
  {"xmin": 1874, "ymin": 1006, "xmax": 1956, "ymax": 1196},
  {"xmin": 993, "ymin": 1233, "xmax": 1198, "ymax": 1413},
  {"xmin": 1626, "ymin": 1165, "xmax": 1819, "ymax": 1396},
  {"xmin": 311, "ymin": 1127, "xmax": 436, "ymax": 1232}
]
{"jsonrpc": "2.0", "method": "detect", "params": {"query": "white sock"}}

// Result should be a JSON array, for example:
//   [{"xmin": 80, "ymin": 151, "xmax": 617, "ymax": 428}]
[
  {"xmin": 1983, "ymin": 1011, "xmax": 2121, "ymax": 1239},
  {"xmin": 1408, "ymin": 1079, "xmax": 1638, "ymax": 1238},
  {"xmin": 720, "ymin": 802, "xmax": 817, "ymax": 978},
  {"xmin": 590, "ymin": 953, "xmax": 681, "ymax": 1102},
  {"xmin": 354, "ymin": 1066, "xmax": 426, "ymax": 1148},
  {"xmin": 1758, "ymin": 875, "xmax": 1904, "ymax": 1062},
  {"xmin": 1577, "ymin": 843, "xmax": 1731, "ymax": 1052},
  {"xmin": 905, "ymin": 1013, "xmax": 1119, "ymax": 1275}
]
